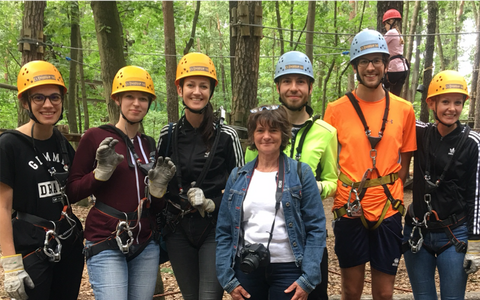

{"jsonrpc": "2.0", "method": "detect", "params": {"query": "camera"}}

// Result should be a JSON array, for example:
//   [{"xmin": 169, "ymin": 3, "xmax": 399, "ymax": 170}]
[{"xmin": 239, "ymin": 242, "xmax": 270, "ymax": 274}]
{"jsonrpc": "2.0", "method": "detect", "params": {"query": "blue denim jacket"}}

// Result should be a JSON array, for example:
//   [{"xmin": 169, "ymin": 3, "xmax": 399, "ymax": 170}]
[{"xmin": 215, "ymin": 153, "xmax": 326, "ymax": 294}]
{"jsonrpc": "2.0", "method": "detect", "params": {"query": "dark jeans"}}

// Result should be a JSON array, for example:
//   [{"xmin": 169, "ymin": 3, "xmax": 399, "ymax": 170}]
[
  {"xmin": 308, "ymin": 248, "xmax": 328, "ymax": 300},
  {"xmin": 165, "ymin": 219, "xmax": 223, "ymax": 300},
  {"xmin": 235, "ymin": 259, "xmax": 303, "ymax": 300},
  {"xmin": 24, "ymin": 228, "xmax": 84, "ymax": 300}
]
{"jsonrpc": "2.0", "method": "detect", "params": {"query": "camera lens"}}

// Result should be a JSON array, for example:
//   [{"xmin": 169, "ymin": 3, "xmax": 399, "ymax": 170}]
[{"xmin": 240, "ymin": 255, "xmax": 260, "ymax": 274}]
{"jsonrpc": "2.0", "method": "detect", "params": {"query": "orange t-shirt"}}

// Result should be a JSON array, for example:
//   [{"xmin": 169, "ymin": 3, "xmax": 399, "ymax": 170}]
[{"xmin": 324, "ymin": 91, "xmax": 417, "ymax": 221}]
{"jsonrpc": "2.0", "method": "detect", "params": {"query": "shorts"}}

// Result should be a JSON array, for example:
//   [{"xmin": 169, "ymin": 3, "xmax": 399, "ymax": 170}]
[{"xmin": 333, "ymin": 213, "xmax": 402, "ymax": 275}]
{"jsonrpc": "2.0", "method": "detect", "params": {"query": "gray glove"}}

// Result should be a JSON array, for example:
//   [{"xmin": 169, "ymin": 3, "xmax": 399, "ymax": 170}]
[
  {"xmin": 187, "ymin": 187, "xmax": 215, "ymax": 217},
  {"xmin": 147, "ymin": 157, "xmax": 176, "ymax": 198},
  {"xmin": 464, "ymin": 240, "xmax": 480, "ymax": 274},
  {"xmin": 94, "ymin": 137, "xmax": 124, "ymax": 181},
  {"xmin": 1, "ymin": 254, "xmax": 35, "ymax": 300}
]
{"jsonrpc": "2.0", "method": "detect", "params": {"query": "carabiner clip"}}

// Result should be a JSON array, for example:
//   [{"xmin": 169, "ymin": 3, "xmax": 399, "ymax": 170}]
[
  {"xmin": 43, "ymin": 230, "xmax": 62, "ymax": 262},
  {"xmin": 347, "ymin": 189, "xmax": 363, "ymax": 217},
  {"xmin": 116, "ymin": 221, "xmax": 134, "ymax": 254},
  {"xmin": 408, "ymin": 226, "xmax": 424, "ymax": 253}
]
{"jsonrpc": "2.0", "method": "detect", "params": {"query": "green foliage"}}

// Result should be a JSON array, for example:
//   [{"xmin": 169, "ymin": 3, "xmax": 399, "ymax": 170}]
[{"xmin": 1, "ymin": 1, "xmax": 478, "ymax": 133}]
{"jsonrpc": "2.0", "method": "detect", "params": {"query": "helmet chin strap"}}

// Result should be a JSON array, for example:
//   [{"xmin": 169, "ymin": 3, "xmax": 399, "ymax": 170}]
[
  {"xmin": 27, "ymin": 101, "xmax": 63, "ymax": 125},
  {"xmin": 354, "ymin": 64, "xmax": 386, "ymax": 90},
  {"xmin": 433, "ymin": 102, "xmax": 454, "ymax": 127},
  {"xmin": 120, "ymin": 111, "xmax": 143, "ymax": 125},
  {"xmin": 183, "ymin": 101, "xmax": 208, "ymax": 114}
]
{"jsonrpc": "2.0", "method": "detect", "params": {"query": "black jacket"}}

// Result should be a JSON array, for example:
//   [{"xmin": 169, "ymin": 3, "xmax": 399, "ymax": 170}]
[{"xmin": 409, "ymin": 121, "xmax": 480, "ymax": 239}]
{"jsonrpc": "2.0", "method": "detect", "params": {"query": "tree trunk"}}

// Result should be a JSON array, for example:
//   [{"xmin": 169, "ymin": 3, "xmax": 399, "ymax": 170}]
[
  {"xmin": 290, "ymin": 1, "xmax": 294, "ymax": 49},
  {"xmin": 275, "ymin": 1, "xmax": 284, "ymax": 55},
  {"xmin": 91, "ymin": 1, "xmax": 126, "ymax": 124},
  {"xmin": 377, "ymin": 1, "xmax": 403, "ymax": 33},
  {"xmin": 470, "ymin": 1, "xmax": 480, "ymax": 126},
  {"xmin": 163, "ymin": 1, "xmax": 178, "ymax": 123},
  {"xmin": 183, "ymin": 1, "xmax": 201, "ymax": 55},
  {"xmin": 410, "ymin": 14, "xmax": 423, "ymax": 103},
  {"xmin": 420, "ymin": 1, "xmax": 437, "ymax": 123},
  {"xmin": 436, "ymin": 26, "xmax": 445, "ymax": 71},
  {"xmin": 67, "ymin": 1, "xmax": 79, "ymax": 134},
  {"xmin": 453, "ymin": 1, "xmax": 465, "ymax": 70},
  {"xmin": 402, "ymin": 1, "xmax": 420, "ymax": 101},
  {"xmin": 229, "ymin": 1, "xmax": 238, "ymax": 91},
  {"xmin": 305, "ymin": 1, "xmax": 315, "ymax": 106},
  {"xmin": 230, "ymin": 1, "xmax": 262, "ymax": 127},
  {"xmin": 347, "ymin": 1, "xmax": 356, "ymax": 92},
  {"xmin": 78, "ymin": 28, "xmax": 89, "ymax": 131},
  {"xmin": 18, "ymin": 1, "xmax": 46, "ymax": 126}
]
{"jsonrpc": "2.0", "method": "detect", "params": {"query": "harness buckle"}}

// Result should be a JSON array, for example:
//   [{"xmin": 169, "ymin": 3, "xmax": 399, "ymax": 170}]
[
  {"xmin": 116, "ymin": 221, "xmax": 134, "ymax": 254},
  {"xmin": 346, "ymin": 189, "xmax": 363, "ymax": 217},
  {"xmin": 43, "ymin": 229, "xmax": 62, "ymax": 262}
]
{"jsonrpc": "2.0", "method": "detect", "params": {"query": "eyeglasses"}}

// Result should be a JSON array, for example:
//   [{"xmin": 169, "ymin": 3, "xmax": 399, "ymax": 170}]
[
  {"xmin": 250, "ymin": 105, "xmax": 279, "ymax": 114},
  {"xmin": 30, "ymin": 93, "xmax": 63, "ymax": 105},
  {"xmin": 357, "ymin": 58, "xmax": 384, "ymax": 68}
]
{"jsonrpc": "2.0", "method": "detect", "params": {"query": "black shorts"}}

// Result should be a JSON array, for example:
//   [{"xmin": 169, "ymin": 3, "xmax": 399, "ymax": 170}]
[{"xmin": 333, "ymin": 213, "xmax": 403, "ymax": 275}]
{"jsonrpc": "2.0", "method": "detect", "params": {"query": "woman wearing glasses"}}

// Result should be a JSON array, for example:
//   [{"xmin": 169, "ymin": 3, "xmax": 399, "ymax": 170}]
[
  {"xmin": 216, "ymin": 105, "xmax": 326, "ymax": 300},
  {"xmin": 67, "ymin": 66, "xmax": 175, "ymax": 300},
  {"xmin": 155, "ymin": 52, "xmax": 243, "ymax": 300},
  {"xmin": 0, "ymin": 61, "xmax": 84, "ymax": 300}
]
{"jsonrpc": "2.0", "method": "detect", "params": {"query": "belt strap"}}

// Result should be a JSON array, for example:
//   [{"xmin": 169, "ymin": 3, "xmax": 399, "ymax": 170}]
[
  {"xmin": 17, "ymin": 212, "xmax": 57, "ymax": 229},
  {"xmin": 94, "ymin": 201, "xmax": 149, "ymax": 220},
  {"xmin": 339, "ymin": 172, "xmax": 399, "ymax": 188}
]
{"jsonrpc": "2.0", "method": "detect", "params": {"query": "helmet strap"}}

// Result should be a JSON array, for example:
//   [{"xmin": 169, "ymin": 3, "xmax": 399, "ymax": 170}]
[
  {"xmin": 278, "ymin": 96, "xmax": 306, "ymax": 112},
  {"xmin": 26, "ymin": 100, "xmax": 63, "ymax": 125},
  {"xmin": 433, "ymin": 102, "xmax": 454, "ymax": 128},
  {"xmin": 183, "ymin": 100, "xmax": 208, "ymax": 114}
]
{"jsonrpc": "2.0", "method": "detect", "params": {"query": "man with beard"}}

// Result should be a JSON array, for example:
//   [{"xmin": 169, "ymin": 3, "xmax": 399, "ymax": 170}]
[
  {"xmin": 323, "ymin": 29, "xmax": 416, "ymax": 300},
  {"xmin": 246, "ymin": 51, "xmax": 338, "ymax": 300}
]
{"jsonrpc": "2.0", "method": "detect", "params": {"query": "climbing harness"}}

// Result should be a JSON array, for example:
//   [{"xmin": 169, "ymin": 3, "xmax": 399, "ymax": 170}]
[
  {"xmin": 333, "ymin": 90, "xmax": 405, "ymax": 230},
  {"xmin": 4, "ymin": 126, "xmax": 79, "ymax": 262},
  {"xmin": 407, "ymin": 123, "xmax": 470, "ymax": 254}
]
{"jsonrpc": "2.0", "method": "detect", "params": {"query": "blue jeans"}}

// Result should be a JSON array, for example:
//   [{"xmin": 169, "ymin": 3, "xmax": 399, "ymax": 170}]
[
  {"xmin": 234, "ymin": 259, "xmax": 303, "ymax": 300},
  {"xmin": 403, "ymin": 223, "xmax": 467, "ymax": 300},
  {"xmin": 85, "ymin": 240, "xmax": 160, "ymax": 300},
  {"xmin": 165, "ymin": 227, "xmax": 224, "ymax": 300}
]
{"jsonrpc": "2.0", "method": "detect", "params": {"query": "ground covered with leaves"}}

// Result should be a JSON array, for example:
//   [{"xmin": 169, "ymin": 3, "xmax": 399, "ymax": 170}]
[{"xmin": 1, "ymin": 190, "xmax": 479, "ymax": 299}]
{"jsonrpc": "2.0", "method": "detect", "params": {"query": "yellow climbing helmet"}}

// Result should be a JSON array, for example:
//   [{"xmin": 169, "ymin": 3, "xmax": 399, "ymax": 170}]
[
  {"xmin": 427, "ymin": 70, "xmax": 469, "ymax": 101},
  {"xmin": 17, "ymin": 60, "xmax": 67, "ymax": 99},
  {"xmin": 111, "ymin": 66, "xmax": 156, "ymax": 100},
  {"xmin": 175, "ymin": 53, "xmax": 218, "ymax": 87}
]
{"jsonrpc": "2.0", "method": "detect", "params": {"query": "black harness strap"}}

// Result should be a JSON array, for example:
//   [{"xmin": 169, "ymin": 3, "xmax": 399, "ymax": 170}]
[
  {"xmin": 291, "ymin": 115, "xmax": 320, "ymax": 178},
  {"xmin": 345, "ymin": 90, "xmax": 390, "ymax": 150},
  {"xmin": 94, "ymin": 201, "xmax": 149, "ymax": 221},
  {"xmin": 98, "ymin": 124, "xmax": 156, "ymax": 176}
]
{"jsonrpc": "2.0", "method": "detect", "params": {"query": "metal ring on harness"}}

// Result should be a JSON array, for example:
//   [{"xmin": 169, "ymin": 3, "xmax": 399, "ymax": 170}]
[
  {"xmin": 116, "ymin": 220, "xmax": 134, "ymax": 254},
  {"xmin": 43, "ymin": 229, "xmax": 62, "ymax": 262},
  {"xmin": 346, "ymin": 188, "xmax": 363, "ymax": 217}
]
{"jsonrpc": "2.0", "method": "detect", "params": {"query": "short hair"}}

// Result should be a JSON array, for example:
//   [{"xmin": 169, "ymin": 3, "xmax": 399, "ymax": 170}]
[{"xmin": 246, "ymin": 105, "xmax": 291, "ymax": 152}]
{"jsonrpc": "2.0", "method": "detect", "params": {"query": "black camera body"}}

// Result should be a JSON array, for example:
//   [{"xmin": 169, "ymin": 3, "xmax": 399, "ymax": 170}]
[{"xmin": 239, "ymin": 243, "xmax": 270, "ymax": 274}]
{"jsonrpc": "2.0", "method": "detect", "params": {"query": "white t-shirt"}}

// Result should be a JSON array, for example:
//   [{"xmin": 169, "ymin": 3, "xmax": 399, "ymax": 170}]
[{"xmin": 242, "ymin": 170, "xmax": 295, "ymax": 263}]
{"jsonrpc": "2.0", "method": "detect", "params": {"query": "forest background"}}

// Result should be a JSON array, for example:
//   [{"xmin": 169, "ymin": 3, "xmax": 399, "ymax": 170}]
[{"xmin": 0, "ymin": 1, "xmax": 479, "ymax": 141}]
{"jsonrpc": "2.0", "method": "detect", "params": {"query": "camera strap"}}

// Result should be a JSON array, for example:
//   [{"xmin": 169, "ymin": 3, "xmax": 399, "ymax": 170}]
[{"xmin": 241, "ymin": 154, "xmax": 285, "ymax": 251}]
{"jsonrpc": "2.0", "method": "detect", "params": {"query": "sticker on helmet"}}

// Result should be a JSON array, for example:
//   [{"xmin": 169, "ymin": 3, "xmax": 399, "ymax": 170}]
[
  {"xmin": 360, "ymin": 43, "xmax": 379, "ymax": 51},
  {"xmin": 285, "ymin": 64, "xmax": 304, "ymax": 70},
  {"xmin": 126, "ymin": 81, "xmax": 146, "ymax": 87},
  {"xmin": 190, "ymin": 66, "xmax": 209, "ymax": 72},
  {"xmin": 445, "ymin": 84, "xmax": 463, "ymax": 90},
  {"xmin": 33, "ymin": 75, "xmax": 56, "ymax": 82}
]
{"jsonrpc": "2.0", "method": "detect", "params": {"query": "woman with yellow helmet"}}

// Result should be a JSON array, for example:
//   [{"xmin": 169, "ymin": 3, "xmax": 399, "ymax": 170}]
[
  {"xmin": 67, "ymin": 66, "xmax": 176, "ymax": 300},
  {"xmin": 404, "ymin": 70, "xmax": 480, "ymax": 299},
  {"xmin": 155, "ymin": 53, "xmax": 244, "ymax": 300},
  {"xmin": 0, "ymin": 61, "xmax": 84, "ymax": 300}
]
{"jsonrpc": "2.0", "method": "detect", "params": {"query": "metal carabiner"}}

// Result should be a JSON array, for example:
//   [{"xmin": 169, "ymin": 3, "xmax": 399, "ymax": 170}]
[
  {"xmin": 370, "ymin": 149, "xmax": 378, "ymax": 169},
  {"xmin": 408, "ymin": 225, "xmax": 424, "ymax": 253},
  {"xmin": 43, "ymin": 230, "xmax": 62, "ymax": 262},
  {"xmin": 347, "ymin": 189, "xmax": 363, "ymax": 217},
  {"xmin": 116, "ymin": 221, "xmax": 134, "ymax": 254}
]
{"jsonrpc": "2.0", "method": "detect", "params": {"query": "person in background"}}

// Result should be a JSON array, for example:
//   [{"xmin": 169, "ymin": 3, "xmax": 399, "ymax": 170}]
[
  {"xmin": 383, "ymin": 8, "xmax": 409, "ymax": 97},
  {"xmin": 403, "ymin": 70, "xmax": 480, "ymax": 300},
  {"xmin": 324, "ymin": 29, "xmax": 416, "ymax": 300},
  {"xmin": 216, "ymin": 105, "xmax": 326, "ymax": 300},
  {"xmin": 0, "ymin": 61, "xmax": 84, "ymax": 300},
  {"xmin": 156, "ymin": 52, "xmax": 244, "ymax": 300},
  {"xmin": 245, "ymin": 50, "xmax": 337, "ymax": 300},
  {"xmin": 67, "ymin": 66, "xmax": 175, "ymax": 300}
]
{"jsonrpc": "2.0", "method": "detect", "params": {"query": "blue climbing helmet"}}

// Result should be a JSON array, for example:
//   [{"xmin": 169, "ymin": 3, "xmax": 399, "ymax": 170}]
[
  {"xmin": 349, "ymin": 29, "xmax": 390, "ymax": 63},
  {"xmin": 274, "ymin": 51, "xmax": 315, "ymax": 82}
]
